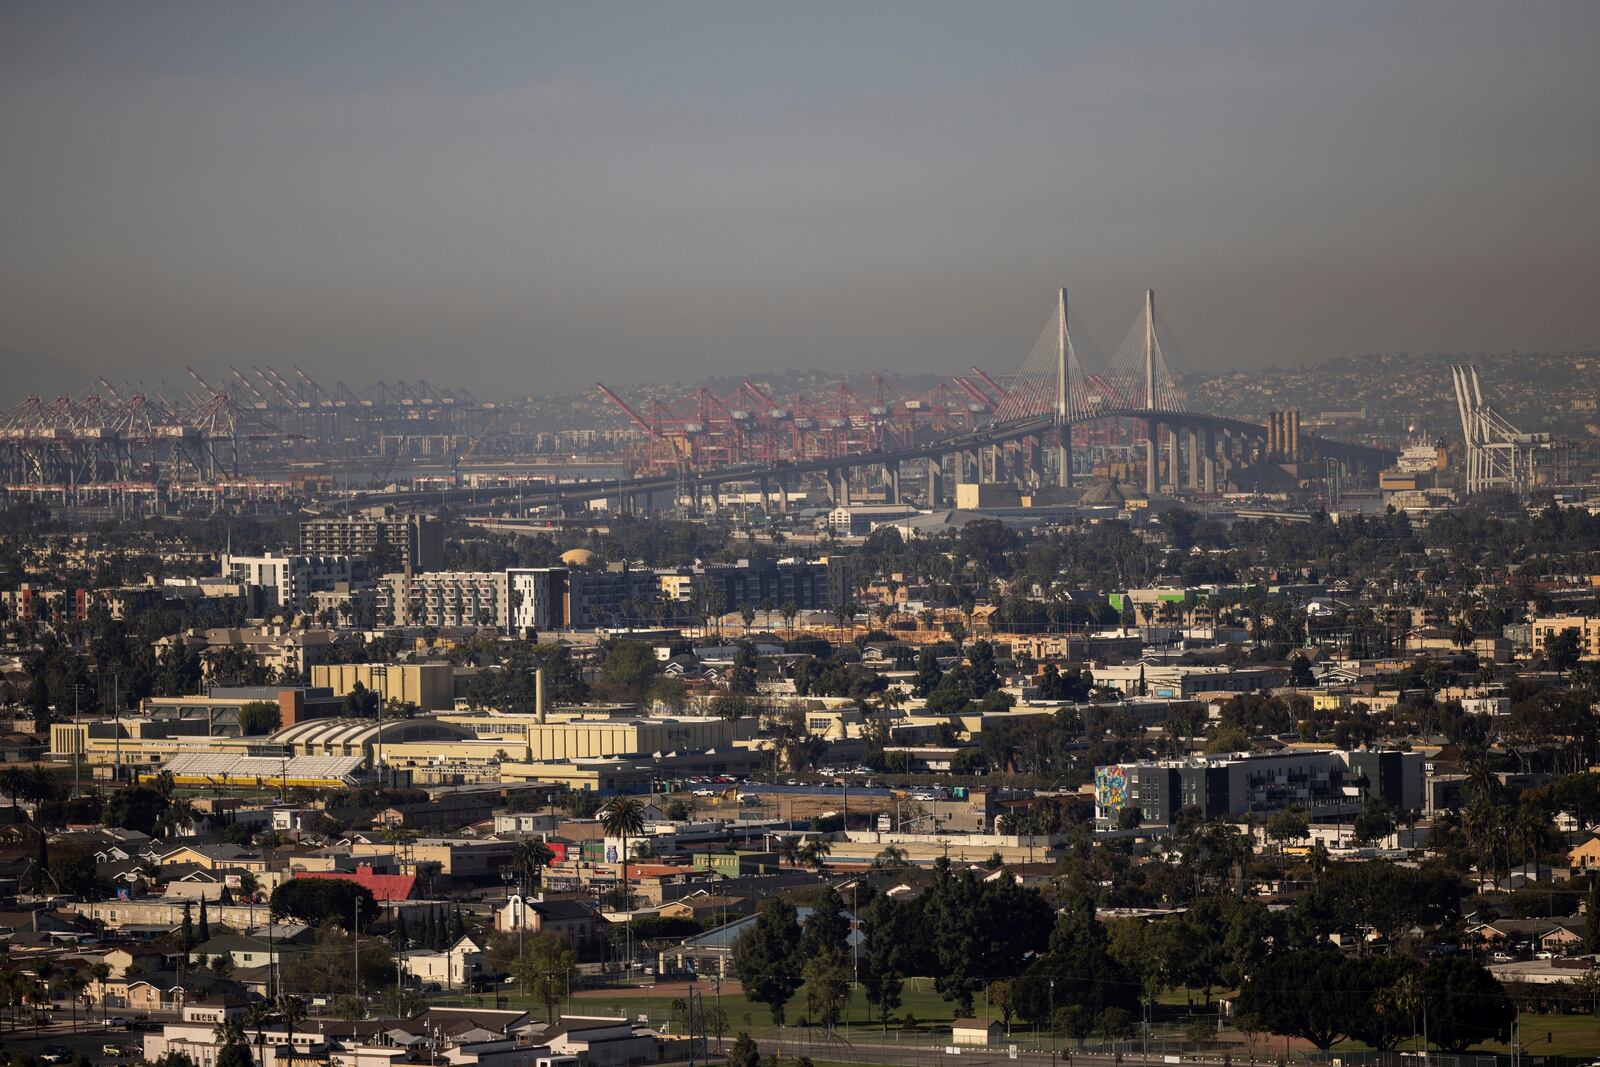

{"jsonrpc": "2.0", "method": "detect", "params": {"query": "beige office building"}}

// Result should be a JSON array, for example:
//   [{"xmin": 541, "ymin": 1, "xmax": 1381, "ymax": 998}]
[{"xmin": 312, "ymin": 663, "xmax": 456, "ymax": 711}]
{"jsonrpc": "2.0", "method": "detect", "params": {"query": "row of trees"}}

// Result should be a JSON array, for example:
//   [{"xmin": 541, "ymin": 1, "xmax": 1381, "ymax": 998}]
[{"xmin": 733, "ymin": 850, "xmax": 1516, "ymax": 1052}]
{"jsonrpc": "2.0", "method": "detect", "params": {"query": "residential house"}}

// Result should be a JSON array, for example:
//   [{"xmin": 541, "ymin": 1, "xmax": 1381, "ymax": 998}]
[
  {"xmin": 398, "ymin": 935, "xmax": 485, "ymax": 990},
  {"xmin": 1569, "ymin": 837, "xmax": 1600, "ymax": 871}
]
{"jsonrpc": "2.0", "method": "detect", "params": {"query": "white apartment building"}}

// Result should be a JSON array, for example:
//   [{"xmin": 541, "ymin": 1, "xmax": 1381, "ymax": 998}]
[{"xmin": 222, "ymin": 553, "xmax": 361, "ymax": 609}]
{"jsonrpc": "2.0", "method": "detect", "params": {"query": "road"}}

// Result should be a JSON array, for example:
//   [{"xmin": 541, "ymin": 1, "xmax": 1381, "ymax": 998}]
[{"xmin": 0, "ymin": 1024, "xmax": 142, "ymax": 1067}]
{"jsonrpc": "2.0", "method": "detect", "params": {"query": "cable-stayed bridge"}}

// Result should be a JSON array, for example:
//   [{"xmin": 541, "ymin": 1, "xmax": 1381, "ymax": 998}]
[{"xmin": 343, "ymin": 289, "xmax": 1395, "ymax": 516}]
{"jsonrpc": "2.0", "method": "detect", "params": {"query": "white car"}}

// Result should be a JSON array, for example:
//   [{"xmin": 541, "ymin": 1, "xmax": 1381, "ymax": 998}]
[{"xmin": 692, "ymin": 788, "xmax": 716, "ymax": 797}]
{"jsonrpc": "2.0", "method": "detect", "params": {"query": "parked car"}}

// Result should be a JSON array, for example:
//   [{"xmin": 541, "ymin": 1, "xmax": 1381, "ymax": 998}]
[
  {"xmin": 40, "ymin": 1048, "xmax": 73, "ymax": 1064},
  {"xmin": 102, "ymin": 1044, "xmax": 135, "ymax": 1058},
  {"xmin": 105, "ymin": 1017, "xmax": 129, "ymax": 1030}
]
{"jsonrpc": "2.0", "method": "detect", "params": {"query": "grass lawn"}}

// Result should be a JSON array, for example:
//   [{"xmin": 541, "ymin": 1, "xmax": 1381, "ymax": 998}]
[
  {"xmin": 440, "ymin": 987, "xmax": 1600, "ymax": 1057},
  {"xmin": 442, "ymin": 978, "xmax": 1037, "ymax": 1045},
  {"xmin": 1216, "ymin": 1012, "xmax": 1600, "ymax": 1060}
]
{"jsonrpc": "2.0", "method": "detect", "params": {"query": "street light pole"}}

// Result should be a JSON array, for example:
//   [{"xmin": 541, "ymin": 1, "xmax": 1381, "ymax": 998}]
[{"xmin": 1050, "ymin": 977, "xmax": 1057, "ymax": 1061}]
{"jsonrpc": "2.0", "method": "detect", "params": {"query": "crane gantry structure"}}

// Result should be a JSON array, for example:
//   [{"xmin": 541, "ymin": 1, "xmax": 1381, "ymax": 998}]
[
  {"xmin": 594, "ymin": 374, "xmax": 994, "ymax": 477},
  {"xmin": 1450, "ymin": 363, "xmax": 1553, "ymax": 495},
  {"xmin": 0, "ymin": 366, "xmax": 513, "ymax": 490}
]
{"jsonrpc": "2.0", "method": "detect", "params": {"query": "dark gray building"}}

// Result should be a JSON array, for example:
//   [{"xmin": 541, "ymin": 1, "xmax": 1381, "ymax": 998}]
[{"xmin": 1095, "ymin": 748, "xmax": 1424, "ymax": 827}]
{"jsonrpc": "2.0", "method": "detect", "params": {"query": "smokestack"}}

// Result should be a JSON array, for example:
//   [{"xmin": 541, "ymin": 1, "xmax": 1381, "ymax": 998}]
[{"xmin": 535, "ymin": 667, "xmax": 546, "ymax": 724}]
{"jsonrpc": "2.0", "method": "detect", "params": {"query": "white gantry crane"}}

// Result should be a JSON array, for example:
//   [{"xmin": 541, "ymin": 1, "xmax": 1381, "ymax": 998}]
[{"xmin": 1449, "ymin": 363, "xmax": 1549, "ymax": 495}]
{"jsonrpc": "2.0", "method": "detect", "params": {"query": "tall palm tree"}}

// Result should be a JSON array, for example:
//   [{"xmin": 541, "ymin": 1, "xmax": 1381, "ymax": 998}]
[
  {"xmin": 512, "ymin": 838, "xmax": 556, "ymax": 896},
  {"xmin": 89, "ymin": 963, "xmax": 111, "ymax": 1025},
  {"xmin": 276, "ymin": 994, "xmax": 307, "ymax": 1055},
  {"xmin": 600, "ymin": 796, "xmax": 647, "ymax": 910},
  {"xmin": 239, "ymin": 1002, "xmax": 274, "ymax": 1067},
  {"xmin": 0, "ymin": 767, "xmax": 25, "ymax": 817},
  {"xmin": 66, "ymin": 973, "xmax": 88, "ymax": 1033}
]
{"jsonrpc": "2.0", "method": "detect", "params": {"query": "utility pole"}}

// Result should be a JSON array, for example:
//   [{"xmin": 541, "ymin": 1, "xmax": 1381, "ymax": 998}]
[
  {"xmin": 354, "ymin": 895, "xmax": 361, "ymax": 1005},
  {"xmin": 69, "ymin": 682, "xmax": 88, "ymax": 798}
]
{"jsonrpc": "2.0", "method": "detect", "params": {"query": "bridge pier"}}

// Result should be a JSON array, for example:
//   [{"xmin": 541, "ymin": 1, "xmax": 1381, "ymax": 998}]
[
  {"xmin": 778, "ymin": 475, "xmax": 789, "ymax": 514},
  {"xmin": 759, "ymin": 476, "xmax": 771, "ymax": 515},
  {"xmin": 1187, "ymin": 428, "xmax": 1200, "ymax": 491},
  {"xmin": 1058, "ymin": 425, "xmax": 1073, "ymax": 489},
  {"xmin": 1145, "ymin": 417, "xmax": 1159, "ymax": 496},
  {"xmin": 1203, "ymin": 429, "xmax": 1216, "ymax": 494},
  {"xmin": 927, "ymin": 456, "xmax": 942, "ymax": 506},
  {"xmin": 886, "ymin": 462, "xmax": 901, "ymax": 505}
]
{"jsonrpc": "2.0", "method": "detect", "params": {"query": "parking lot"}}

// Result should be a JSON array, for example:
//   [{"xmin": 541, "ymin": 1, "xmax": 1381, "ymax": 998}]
[{"xmin": 0, "ymin": 1027, "xmax": 142, "ymax": 1067}]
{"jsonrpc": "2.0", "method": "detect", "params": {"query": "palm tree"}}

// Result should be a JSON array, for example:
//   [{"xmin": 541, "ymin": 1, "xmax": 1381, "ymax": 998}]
[
  {"xmin": 66, "ymin": 973, "xmax": 88, "ymax": 1033},
  {"xmin": 160, "ymin": 797, "xmax": 197, "ymax": 839},
  {"xmin": 873, "ymin": 845, "xmax": 909, "ymax": 870},
  {"xmin": 89, "ymin": 963, "xmax": 111, "ymax": 1024},
  {"xmin": 214, "ymin": 1012, "xmax": 247, "ymax": 1054},
  {"xmin": 832, "ymin": 600, "xmax": 856, "ymax": 644},
  {"xmin": 799, "ymin": 839, "xmax": 832, "ymax": 871},
  {"xmin": 512, "ymin": 838, "xmax": 556, "ymax": 896},
  {"xmin": 0, "ymin": 767, "xmax": 25, "ymax": 817},
  {"xmin": 600, "ymin": 796, "xmax": 647, "ymax": 910},
  {"xmin": 781, "ymin": 601, "xmax": 798, "ymax": 637},
  {"xmin": 277, "ymin": 994, "xmax": 307, "ymax": 1054},
  {"xmin": 239, "ymin": 1002, "xmax": 274, "ymax": 1067}
]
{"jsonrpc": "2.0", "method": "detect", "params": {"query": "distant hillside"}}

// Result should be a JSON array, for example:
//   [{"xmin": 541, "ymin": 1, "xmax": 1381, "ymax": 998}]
[{"xmin": 1185, "ymin": 349, "xmax": 1600, "ymax": 440}]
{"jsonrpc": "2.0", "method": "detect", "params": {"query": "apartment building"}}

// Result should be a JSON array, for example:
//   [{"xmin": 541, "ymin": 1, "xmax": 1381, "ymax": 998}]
[
  {"xmin": 299, "ymin": 511, "xmax": 443, "ymax": 573},
  {"xmin": 222, "ymin": 552, "xmax": 363, "ymax": 608},
  {"xmin": 380, "ymin": 570, "xmax": 510, "ymax": 629},
  {"xmin": 1531, "ymin": 615, "xmax": 1600, "ymax": 658}
]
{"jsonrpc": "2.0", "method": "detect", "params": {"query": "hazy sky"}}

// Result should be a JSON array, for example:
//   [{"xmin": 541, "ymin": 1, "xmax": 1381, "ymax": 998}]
[{"xmin": 3, "ymin": 2, "xmax": 1599, "ymax": 396}]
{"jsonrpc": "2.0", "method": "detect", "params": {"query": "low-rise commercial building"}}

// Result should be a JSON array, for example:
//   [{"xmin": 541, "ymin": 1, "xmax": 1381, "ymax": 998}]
[{"xmin": 1093, "ymin": 747, "xmax": 1425, "ymax": 827}]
